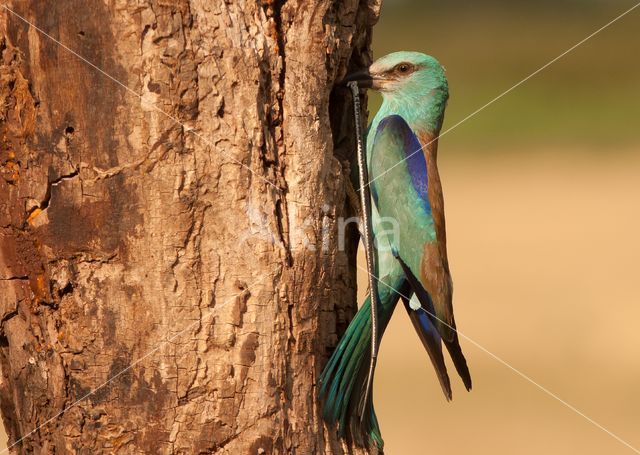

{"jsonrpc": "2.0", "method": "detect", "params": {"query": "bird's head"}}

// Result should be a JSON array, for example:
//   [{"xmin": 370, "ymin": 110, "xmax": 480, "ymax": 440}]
[{"xmin": 343, "ymin": 51, "xmax": 448, "ymax": 107}]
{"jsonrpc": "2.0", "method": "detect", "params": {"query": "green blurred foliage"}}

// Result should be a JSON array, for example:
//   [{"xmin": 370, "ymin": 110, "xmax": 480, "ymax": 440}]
[{"xmin": 371, "ymin": 1, "xmax": 640, "ymax": 150}]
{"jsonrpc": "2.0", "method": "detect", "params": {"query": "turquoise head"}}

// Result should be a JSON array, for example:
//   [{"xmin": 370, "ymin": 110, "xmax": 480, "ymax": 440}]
[{"xmin": 344, "ymin": 51, "xmax": 449, "ymax": 134}]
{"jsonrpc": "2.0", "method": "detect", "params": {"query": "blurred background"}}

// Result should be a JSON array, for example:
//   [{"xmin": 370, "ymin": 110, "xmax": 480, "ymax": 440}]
[{"xmin": 369, "ymin": 0, "xmax": 640, "ymax": 454}]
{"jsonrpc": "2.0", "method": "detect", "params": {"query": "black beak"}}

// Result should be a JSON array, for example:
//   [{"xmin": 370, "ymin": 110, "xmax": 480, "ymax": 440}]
[{"xmin": 340, "ymin": 68, "xmax": 374, "ymax": 88}]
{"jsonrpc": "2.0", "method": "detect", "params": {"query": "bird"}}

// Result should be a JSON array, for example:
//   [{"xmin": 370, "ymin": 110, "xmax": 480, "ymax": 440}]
[{"xmin": 320, "ymin": 51, "xmax": 472, "ymax": 450}]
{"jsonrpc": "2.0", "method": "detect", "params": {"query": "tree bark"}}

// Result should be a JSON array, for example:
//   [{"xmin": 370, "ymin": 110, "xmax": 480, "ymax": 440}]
[{"xmin": 0, "ymin": 1, "xmax": 379, "ymax": 453}]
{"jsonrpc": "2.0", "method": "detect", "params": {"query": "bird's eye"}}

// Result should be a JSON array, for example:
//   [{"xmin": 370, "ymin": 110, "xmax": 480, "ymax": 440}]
[{"xmin": 397, "ymin": 63, "xmax": 410, "ymax": 73}]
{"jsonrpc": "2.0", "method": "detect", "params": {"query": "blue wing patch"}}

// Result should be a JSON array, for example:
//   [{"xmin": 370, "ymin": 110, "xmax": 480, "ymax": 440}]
[{"xmin": 374, "ymin": 115, "xmax": 431, "ymax": 213}]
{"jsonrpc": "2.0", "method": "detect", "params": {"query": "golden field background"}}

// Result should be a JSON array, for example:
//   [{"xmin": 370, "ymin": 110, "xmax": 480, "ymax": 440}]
[
  {"xmin": 371, "ymin": 150, "xmax": 640, "ymax": 454},
  {"xmin": 367, "ymin": 1, "xmax": 640, "ymax": 452}
]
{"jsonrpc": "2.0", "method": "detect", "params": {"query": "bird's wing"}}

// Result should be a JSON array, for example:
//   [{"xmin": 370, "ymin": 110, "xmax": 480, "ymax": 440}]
[
  {"xmin": 369, "ymin": 114, "xmax": 442, "ymax": 319},
  {"xmin": 369, "ymin": 115, "xmax": 471, "ymax": 390}
]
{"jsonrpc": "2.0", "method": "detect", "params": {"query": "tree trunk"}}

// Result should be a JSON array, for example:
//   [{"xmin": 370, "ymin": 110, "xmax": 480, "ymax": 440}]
[{"xmin": 0, "ymin": 1, "xmax": 379, "ymax": 453}]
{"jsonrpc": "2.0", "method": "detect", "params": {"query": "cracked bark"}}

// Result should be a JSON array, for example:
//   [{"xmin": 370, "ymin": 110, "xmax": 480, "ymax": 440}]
[{"xmin": 0, "ymin": 0, "xmax": 379, "ymax": 453}]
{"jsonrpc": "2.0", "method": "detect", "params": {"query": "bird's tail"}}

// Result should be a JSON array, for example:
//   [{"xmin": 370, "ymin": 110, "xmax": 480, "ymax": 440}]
[{"xmin": 319, "ymin": 292, "xmax": 398, "ymax": 450}]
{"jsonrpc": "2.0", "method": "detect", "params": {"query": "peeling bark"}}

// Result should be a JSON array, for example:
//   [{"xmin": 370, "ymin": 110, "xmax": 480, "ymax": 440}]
[{"xmin": 0, "ymin": 0, "xmax": 379, "ymax": 453}]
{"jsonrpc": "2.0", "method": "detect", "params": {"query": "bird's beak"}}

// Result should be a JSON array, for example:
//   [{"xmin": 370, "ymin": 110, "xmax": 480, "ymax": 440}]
[{"xmin": 340, "ymin": 67, "xmax": 374, "ymax": 89}]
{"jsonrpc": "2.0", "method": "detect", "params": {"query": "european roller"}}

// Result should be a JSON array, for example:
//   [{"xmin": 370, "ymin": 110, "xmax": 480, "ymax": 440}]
[{"xmin": 320, "ymin": 52, "xmax": 472, "ymax": 449}]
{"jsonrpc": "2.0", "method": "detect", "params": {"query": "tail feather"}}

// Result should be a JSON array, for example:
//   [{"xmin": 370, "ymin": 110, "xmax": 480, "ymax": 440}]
[
  {"xmin": 321, "ymin": 302, "xmax": 369, "ymax": 423},
  {"xmin": 320, "ymin": 292, "xmax": 399, "ymax": 449}
]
